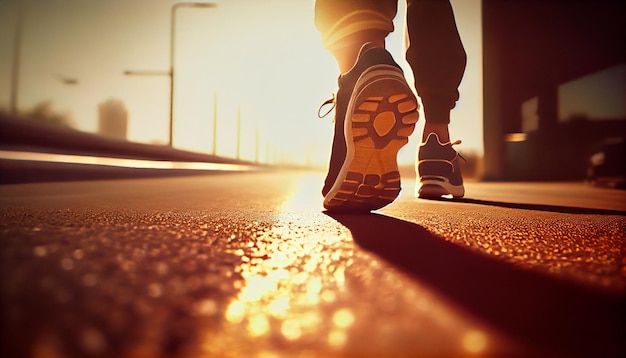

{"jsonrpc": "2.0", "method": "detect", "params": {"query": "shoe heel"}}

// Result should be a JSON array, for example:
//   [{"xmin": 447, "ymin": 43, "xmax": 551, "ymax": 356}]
[
  {"xmin": 324, "ymin": 69, "xmax": 420, "ymax": 212},
  {"xmin": 417, "ymin": 183, "xmax": 450, "ymax": 198}
]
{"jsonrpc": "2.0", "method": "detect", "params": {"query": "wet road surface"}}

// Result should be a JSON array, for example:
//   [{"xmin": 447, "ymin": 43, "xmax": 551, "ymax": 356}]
[{"xmin": 1, "ymin": 172, "xmax": 625, "ymax": 357}]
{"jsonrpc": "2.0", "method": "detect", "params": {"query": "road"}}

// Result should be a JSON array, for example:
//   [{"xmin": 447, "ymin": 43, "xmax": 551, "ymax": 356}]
[{"xmin": 1, "ymin": 171, "xmax": 625, "ymax": 357}]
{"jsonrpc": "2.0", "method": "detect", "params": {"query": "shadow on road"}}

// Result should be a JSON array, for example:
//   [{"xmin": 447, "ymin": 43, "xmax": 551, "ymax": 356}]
[
  {"xmin": 425, "ymin": 197, "xmax": 626, "ymax": 216},
  {"xmin": 327, "ymin": 212, "xmax": 625, "ymax": 356}
]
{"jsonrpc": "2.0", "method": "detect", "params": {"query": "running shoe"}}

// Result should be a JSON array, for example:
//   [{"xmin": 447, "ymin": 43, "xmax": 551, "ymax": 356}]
[
  {"xmin": 416, "ymin": 132, "xmax": 465, "ymax": 198},
  {"xmin": 320, "ymin": 43, "xmax": 419, "ymax": 212}
]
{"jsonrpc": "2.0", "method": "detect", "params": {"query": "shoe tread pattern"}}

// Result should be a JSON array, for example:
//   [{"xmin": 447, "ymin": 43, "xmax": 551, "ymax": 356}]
[{"xmin": 324, "ymin": 80, "xmax": 418, "ymax": 212}]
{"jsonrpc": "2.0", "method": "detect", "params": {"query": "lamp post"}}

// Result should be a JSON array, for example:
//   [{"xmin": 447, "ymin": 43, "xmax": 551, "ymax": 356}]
[
  {"xmin": 236, "ymin": 106, "xmax": 241, "ymax": 160},
  {"xmin": 212, "ymin": 92, "xmax": 217, "ymax": 155},
  {"xmin": 125, "ymin": 2, "xmax": 216, "ymax": 147},
  {"xmin": 9, "ymin": 4, "xmax": 24, "ymax": 115},
  {"xmin": 169, "ymin": 2, "xmax": 216, "ymax": 147}
]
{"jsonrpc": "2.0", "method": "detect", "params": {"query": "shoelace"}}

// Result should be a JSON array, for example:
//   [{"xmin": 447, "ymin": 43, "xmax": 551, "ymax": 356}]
[
  {"xmin": 450, "ymin": 140, "xmax": 466, "ymax": 162},
  {"xmin": 317, "ymin": 94, "xmax": 335, "ymax": 119}
]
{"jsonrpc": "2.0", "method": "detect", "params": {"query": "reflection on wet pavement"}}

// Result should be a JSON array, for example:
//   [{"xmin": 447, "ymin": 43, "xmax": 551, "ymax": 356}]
[{"xmin": 198, "ymin": 175, "xmax": 504, "ymax": 357}]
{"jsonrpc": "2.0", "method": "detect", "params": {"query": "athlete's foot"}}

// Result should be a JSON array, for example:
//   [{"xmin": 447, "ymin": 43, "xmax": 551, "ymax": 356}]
[
  {"xmin": 416, "ymin": 132, "xmax": 465, "ymax": 199},
  {"xmin": 320, "ymin": 43, "xmax": 419, "ymax": 212}
]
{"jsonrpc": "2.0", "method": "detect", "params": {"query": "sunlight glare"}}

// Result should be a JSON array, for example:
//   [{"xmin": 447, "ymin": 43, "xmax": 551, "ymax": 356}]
[
  {"xmin": 214, "ymin": 178, "xmax": 357, "ymax": 346},
  {"xmin": 281, "ymin": 319, "xmax": 303, "ymax": 341},
  {"xmin": 248, "ymin": 313, "xmax": 270, "ymax": 337},
  {"xmin": 305, "ymin": 277, "xmax": 323, "ymax": 304},
  {"xmin": 462, "ymin": 329, "xmax": 488, "ymax": 353},
  {"xmin": 267, "ymin": 296, "xmax": 291, "ymax": 318},
  {"xmin": 332, "ymin": 308, "xmax": 355, "ymax": 329},
  {"xmin": 173, "ymin": 1, "xmax": 336, "ymax": 165},
  {"xmin": 238, "ymin": 275, "xmax": 276, "ymax": 302},
  {"xmin": 225, "ymin": 300, "xmax": 246, "ymax": 324}
]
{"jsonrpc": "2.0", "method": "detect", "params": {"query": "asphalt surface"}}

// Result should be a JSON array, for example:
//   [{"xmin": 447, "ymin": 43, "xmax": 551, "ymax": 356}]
[{"xmin": 1, "ymin": 172, "xmax": 625, "ymax": 358}]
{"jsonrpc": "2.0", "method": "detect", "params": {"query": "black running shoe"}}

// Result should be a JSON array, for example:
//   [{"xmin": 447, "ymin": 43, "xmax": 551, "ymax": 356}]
[
  {"xmin": 320, "ymin": 43, "xmax": 419, "ymax": 212},
  {"xmin": 416, "ymin": 132, "xmax": 465, "ymax": 198}
]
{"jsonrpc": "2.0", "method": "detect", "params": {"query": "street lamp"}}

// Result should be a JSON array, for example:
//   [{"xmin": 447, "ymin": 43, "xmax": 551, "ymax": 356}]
[
  {"xmin": 125, "ymin": 2, "xmax": 216, "ymax": 147},
  {"xmin": 56, "ymin": 75, "xmax": 79, "ymax": 86},
  {"xmin": 169, "ymin": 2, "xmax": 216, "ymax": 147}
]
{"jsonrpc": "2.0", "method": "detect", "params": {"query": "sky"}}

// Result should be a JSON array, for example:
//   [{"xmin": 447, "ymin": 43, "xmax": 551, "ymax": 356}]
[
  {"xmin": 558, "ymin": 63, "xmax": 626, "ymax": 121},
  {"xmin": 0, "ymin": 0, "xmax": 484, "ymax": 166}
]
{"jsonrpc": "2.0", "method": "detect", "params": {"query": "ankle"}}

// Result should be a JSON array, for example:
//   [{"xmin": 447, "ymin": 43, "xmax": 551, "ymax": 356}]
[
  {"xmin": 332, "ymin": 34, "xmax": 386, "ymax": 73},
  {"xmin": 423, "ymin": 123, "xmax": 450, "ymax": 143}
]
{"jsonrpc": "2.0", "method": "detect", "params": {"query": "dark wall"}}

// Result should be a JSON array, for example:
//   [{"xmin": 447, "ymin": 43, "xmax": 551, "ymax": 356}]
[{"xmin": 482, "ymin": 0, "xmax": 625, "ymax": 180}]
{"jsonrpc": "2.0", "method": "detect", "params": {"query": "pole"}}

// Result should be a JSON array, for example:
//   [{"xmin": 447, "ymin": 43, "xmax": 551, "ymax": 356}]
[
  {"xmin": 168, "ymin": 3, "xmax": 217, "ymax": 148},
  {"xmin": 236, "ymin": 106, "xmax": 241, "ymax": 160},
  {"xmin": 212, "ymin": 92, "xmax": 217, "ymax": 155},
  {"xmin": 255, "ymin": 128, "xmax": 259, "ymax": 163},
  {"xmin": 168, "ymin": 6, "xmax": 177, "ymax": 147},
  {"xmin": 9, "ymin": 4, "xmax": 24, "ymax": 115}
]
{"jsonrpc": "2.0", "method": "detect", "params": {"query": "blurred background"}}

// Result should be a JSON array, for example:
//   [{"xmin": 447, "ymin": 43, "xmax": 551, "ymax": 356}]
[
  {"xmin": 0, "ymin": 0, "xmax": 623, "ymax": 184},
  {"xmin": 0, "ymin": 0, "xmax": 482, "ymax": 167}
]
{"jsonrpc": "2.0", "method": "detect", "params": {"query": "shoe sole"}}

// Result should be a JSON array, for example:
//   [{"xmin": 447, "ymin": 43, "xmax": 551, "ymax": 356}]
[
  {"xmin": 417, "ymin": 180, "xmax": 465, "ymax": 198},
  {"xmin": 324, "ymin": 66, "xmax": 419, "ymax": 212}
]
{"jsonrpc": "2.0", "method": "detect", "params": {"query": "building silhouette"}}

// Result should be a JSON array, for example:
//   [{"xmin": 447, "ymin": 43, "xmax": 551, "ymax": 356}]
[{"xmin": 98, "ymin": 99, "xmax": 127, "ymax": 140}]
